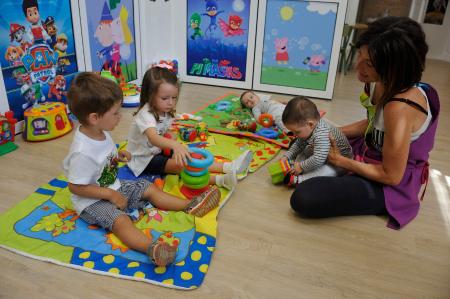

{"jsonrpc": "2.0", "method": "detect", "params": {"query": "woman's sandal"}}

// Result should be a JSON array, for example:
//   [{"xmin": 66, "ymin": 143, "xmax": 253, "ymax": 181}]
[{"xmin": 185, "ymin": 185, "xmax": 221, "ymax": 217}]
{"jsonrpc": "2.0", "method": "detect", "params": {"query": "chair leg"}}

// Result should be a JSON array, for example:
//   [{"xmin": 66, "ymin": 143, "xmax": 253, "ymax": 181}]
[{"xmin": 345, "ymin": 48, "xmax": 356, "ymax": 74}]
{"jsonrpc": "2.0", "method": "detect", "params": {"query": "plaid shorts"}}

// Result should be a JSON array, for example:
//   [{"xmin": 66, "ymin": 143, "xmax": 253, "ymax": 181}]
[{"xmin": 79, "ymin": 179, "xmax": 152, "ymax": 231}]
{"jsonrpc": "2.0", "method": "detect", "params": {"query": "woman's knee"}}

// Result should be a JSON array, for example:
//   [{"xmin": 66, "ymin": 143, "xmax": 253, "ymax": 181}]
[{"xmin": 290, "ymin": 184, "xmax": 318, "ymax": 218}]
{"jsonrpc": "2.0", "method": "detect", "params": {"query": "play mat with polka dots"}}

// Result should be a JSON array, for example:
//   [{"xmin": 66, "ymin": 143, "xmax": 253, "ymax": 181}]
[{"xmin": 0, "ymin": 133, "xmax": 280, "ymax": 289}]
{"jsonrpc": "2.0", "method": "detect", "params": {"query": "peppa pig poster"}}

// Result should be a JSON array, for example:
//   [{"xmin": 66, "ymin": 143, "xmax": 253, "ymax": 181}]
[{"xmin": 253, "ymin": 0, "xmax": 347, "ymax": 99}]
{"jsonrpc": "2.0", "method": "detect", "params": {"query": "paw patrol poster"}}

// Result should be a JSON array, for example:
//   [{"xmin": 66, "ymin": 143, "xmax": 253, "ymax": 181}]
[
  {"xmin": 0, "ymin": 0, "xmax": 80, "ymax": 121},
  {"xmin": 259, "ymin": 0, "xmax": 338, "ymax": 91},
  {"xmin": 186, "ymin": 0, "xmax": 252, "ymax": 82},
  {"xmin": 80, "ymin": 0, "xmax": 138, "ymax": 83}
]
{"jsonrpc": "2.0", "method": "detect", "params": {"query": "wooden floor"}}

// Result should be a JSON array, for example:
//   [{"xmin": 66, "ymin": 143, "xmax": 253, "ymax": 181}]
[{"xmin": 1, "ymin": 60, "xmax": 449, "ymax": 298}]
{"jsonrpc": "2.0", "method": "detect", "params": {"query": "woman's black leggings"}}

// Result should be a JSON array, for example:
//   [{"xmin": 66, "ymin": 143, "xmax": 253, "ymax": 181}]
[{"xmin": 290, "ymin": 175, "xmax": 387, "ymax": 218}]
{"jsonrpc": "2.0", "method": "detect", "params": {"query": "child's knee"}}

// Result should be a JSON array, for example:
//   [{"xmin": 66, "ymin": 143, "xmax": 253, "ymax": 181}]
[{"xmin": 112, "ymin": 214, "xmax": 132, "ymax": 231}]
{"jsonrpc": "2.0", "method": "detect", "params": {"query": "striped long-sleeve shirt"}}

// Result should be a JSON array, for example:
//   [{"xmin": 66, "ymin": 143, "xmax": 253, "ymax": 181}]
[{"xmin": 283, "ymin": 118, "xmax": 353, "ymax": 173}]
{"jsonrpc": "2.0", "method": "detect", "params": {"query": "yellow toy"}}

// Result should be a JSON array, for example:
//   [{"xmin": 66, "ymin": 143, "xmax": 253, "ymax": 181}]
[{"xmin": 23, "ymin": 102, "xmax": 72, "ymax": 142}]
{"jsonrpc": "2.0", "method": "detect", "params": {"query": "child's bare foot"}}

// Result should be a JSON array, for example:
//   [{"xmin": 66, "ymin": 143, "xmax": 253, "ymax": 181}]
[
  {"xmin": 147, "ymin": 240, "xmax": 178, "ymax": 267},
  {"xmin": 185, "ymin": 185, "xmax": 221, "ymax": 217}
]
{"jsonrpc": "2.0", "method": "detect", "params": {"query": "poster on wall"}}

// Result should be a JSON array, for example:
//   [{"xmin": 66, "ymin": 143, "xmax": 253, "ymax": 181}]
[
  {"xmin": 253, "ymin": 0, "xmax": 347, "ymax": 99},
  {"xmin": 180, "ymin": 0, "xmax": 258, "ymax": 89},
  {"xmin": 424, "ymin": 0, "xmax": 448, "ymax": 25},
  {"xmin": 0, "ymin": 0, "xmax": 84, "ymax": 121},
  {"xmin": 79, "ymin": 0, "xmax": 142, "ymax": 83}
]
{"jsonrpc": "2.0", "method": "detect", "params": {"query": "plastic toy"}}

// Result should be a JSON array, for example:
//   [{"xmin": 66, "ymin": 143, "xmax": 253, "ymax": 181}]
[
  {"xmin": 0, "ymin": 111, "xmax": 18, "ymax": 156},
  {"xmin": 237, "ymin": 120, "xmax": 257, "ymax": 132},
  {"xmin": 162, "ymin": 133, "xmax": 174, "ymax": 157},
  {"xmin": 214, "ymin": 100, "xmax": 232, "ymax": 112},
  {"xmin": 120, "ymin": 82, "xmax": 141, "ymax": 107},
  {"xmin": 179, "ymin": 127, "xmax": 197, "ymax": 142},
  {"xmin": 23, "ymin": 102, "xmax": 73, "ymax": 142},
  {"xmin": 176, "ymin": 113, "xmax": 202, "ymax": 121},
  {"xmin": 100, "ymin": 70, "xmax": 116, "ymax": 82},
  {"xmin": 256, "ymin": 128, "xmax": 279, "ymax": 139},
  {"xmin": 0, "ymin": 111, "xmax": 17, "ymax": 145},
  {"xmin": 258, "ymin": 113, "xmax": 274, "ymax": 128},
  {"xmin": 196, "ymin": 122, "xmax": 208, "ymax": 141},
  {"xmin": 180, "ymin": 148, "xmax": 215, "ymax": 199},
  {"xmin": 268, "ymin": 158, "xmax": 294, "ymax": 184}
]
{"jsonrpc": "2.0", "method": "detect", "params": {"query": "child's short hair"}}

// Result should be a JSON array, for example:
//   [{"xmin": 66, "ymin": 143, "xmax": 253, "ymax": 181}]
[
  {"xmin": 282, "ymin": 96, "xmax": 320, "ymax": 126},
  {"xmin": 138, "ymin": 66, "xmax": 179, "ymax": 120},
  {"xmin": 67, "ymin": 72, "xmax": 123, "ymax": 126},
  {"xmin": 239, "ymin": 90, "xmax": 254, "ymax": 108}
]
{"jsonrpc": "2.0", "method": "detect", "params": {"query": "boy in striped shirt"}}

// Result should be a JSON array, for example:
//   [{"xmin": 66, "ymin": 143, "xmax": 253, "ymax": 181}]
[{"xmin": 281, "ymin": 96, "xmax": 353, "ymax": 186}]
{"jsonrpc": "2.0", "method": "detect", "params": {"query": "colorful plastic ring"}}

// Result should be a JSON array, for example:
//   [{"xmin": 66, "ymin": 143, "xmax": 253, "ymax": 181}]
[
  {"xmin": 187, "ymin": 147, "xmax": 214, "ymax": 169},
  {"xmin": 256, "ymin": 128, "xmax": 279, "ymax": 139},
  {"xmin": 184, "ymin": 168, "xmax": 209, "ymax": 177},
  {"xmin": 258, "ymin": 113, "xmax": 274, "ymax": 128},
  {"xmin": 180, "ymin": 171, "xmax": 210, "ymax": 188}
]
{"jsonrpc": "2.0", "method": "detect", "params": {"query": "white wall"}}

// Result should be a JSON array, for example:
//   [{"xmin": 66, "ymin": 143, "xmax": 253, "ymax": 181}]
[
  {"xmin": 345, "ymin": 0, "xmax": 360, "ymax": 24},
  {"xmin": 410, "ymin": 0, "xmax": 450, "ymax": 62},
  {"xmin": 138, "ymin": 0, "xmax": 176, "ymax": 69}
]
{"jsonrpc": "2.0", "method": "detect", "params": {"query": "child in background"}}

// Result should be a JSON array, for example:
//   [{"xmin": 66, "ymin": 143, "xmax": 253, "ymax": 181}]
[
  {"xmin": 240, "ymin": 90, "xmax": 288, "ymax": 132},
  {"xmin": 127, "ymin": 67, "xmax": 253, "ymax": 189},
  {"xmin": 63, "ymin": 73, "xmax": 221, "ymax": 267},
  {"xmin": 281, "ymin": 96, "xmax": 353, "ymax": 186}
]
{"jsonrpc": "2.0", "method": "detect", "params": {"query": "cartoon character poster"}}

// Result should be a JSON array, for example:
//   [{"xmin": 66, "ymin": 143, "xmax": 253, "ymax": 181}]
[
  {"xmin": 186, "ymin": 0, "xmax": 251, "ymax": 81},
  {"xmin": 0, "ymin": 0, "xmax": 79, "ymax": 121},
  {"xmin": 260, "ymin": 1, "xmax": 338, "ymax": 91},
  {"xmin": 83, "ymin": 0, "xmax": 137, "ymax": 83}
]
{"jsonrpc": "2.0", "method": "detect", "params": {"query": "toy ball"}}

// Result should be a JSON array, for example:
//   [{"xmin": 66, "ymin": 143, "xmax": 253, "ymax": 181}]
[{"xmin": 258, "ymin": 113, "xmax": 274, "ymax": 128}]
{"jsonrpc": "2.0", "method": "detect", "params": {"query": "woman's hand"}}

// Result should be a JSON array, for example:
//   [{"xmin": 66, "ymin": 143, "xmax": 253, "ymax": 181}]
[
  {"xmin": 327, "ymin": 134, "xmax": 342, "ymax": 166},
  {"xmin": 172, "ymin": 143, "xmax": 191, "ymax": 166},
  {"xmin": 117, "ymin": 150, "xmax": 131, "ymax": 162}
]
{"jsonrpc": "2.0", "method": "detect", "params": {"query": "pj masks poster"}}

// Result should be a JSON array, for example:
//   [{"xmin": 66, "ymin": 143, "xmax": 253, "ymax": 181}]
[
  {"xmin": 186, "ymin": 0, "xmax": 251, "ymax": 82},
  {"xmin": 0, "ymin": 0, "xmax": 79, "ymax": 121}
]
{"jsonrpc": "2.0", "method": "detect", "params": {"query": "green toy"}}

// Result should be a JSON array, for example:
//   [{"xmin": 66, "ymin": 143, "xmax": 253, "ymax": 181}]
[{"xmin": 267, "ymin": 158, "xmax": 294, "ymax": 184}]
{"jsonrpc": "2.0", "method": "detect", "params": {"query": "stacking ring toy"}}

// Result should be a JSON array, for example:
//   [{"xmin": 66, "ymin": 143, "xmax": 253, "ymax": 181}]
[
  {"xmin": 256, "ymin": 128, "xmax": 279, "ymax": 139},
  {"xmin": 258, "ymin": 113, "xmax": 274, "ymax": 128},
  {"xmin": 180, "ymin": 171, "xmax": 210, "ymax": 189},
  {"xmin": 187, "ymin": 147, "xmax": 214, "ymax": 169},
  {"xmin": 215, "ymin": 101, "xmax": 232, "ymax": 112}
]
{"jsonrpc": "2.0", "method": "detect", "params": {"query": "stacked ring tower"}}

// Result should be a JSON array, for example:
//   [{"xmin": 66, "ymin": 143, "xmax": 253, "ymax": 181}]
[{"xmin": 180, "ymin": 147, "xmax": 215, "ymax": 199}]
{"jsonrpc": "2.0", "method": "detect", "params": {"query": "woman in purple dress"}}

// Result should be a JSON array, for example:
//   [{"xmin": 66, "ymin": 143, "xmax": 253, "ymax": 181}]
[{"xmin": 290, "ymin": 17, "xmax": 440, "ymax": 229}]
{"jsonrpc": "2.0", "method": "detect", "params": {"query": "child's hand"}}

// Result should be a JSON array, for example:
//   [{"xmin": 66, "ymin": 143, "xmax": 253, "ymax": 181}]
[
  {"xmin": 280, "ymin": 156, "xmax": 287, "ymax": 162},
  {"xmin": 292, "ymin": 162, "xmax": 303, "ymax": 175},
  {"xmin": 110, "ymin": 190, "xmax": 128, "ymax": 210},
  {"xmin": 118, "ymin": 150, "xmax": 131, "ymax": 162},
  {"xmin": 173, "ymin": 143, "xmax": 190, "ymax": 166}
]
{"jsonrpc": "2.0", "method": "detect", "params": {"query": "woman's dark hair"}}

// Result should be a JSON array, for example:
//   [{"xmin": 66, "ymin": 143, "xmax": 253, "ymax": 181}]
[
  {"xmin": 355, "ymin": 17, "xmax": 428, "ymax": 106},
  {"xmin": 282, "ymin": 96, "xmax": 320, "ymax": 126}
]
